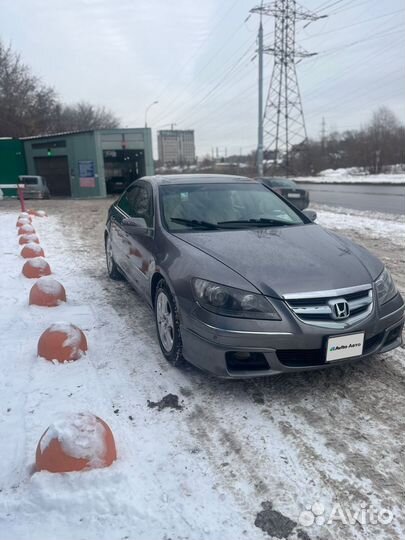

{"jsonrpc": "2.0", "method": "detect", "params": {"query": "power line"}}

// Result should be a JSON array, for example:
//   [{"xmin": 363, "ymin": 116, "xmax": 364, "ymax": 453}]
[
  {"xmin": 174, "ymin": 42, "xmax": 256, "ymax": 126},
  {"xmin": 152, "ymin": 0, "xmax": 243, "ymax": 103},
  {"xmin": 153, "ymin": 16, "xmax": 253, "ymax": 126}
]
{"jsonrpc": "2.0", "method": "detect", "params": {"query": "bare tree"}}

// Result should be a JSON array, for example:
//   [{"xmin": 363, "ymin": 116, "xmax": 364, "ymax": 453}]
[
  {"xmin": 365, "ymin": 107, "xmax": 403, "ymax": 173},
  {"xmin": 56, "ymin": 102, "xmax": 119, "ymax": 132},
  {"xmin": 0, "ymin": 40, "xmax": 119, "ymax": 137}
]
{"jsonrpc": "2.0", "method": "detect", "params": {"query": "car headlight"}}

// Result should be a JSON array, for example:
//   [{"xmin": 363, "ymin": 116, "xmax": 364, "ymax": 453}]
[
  {"xmin": 375, "ymin": 268, "xmax": 397, "ymax": 305},
  {"xmin": 192, "ymin": 278, "xmax": 280, "ymax": 320}
]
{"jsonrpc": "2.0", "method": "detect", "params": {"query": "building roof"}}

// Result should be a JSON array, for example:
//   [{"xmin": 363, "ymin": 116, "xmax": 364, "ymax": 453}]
[
  {"xmin": 20, "ymin": 127, "xmax": 147, "ymax": 141},
  {"xmin": 20, "ymin": 130, "xmax": 94, "ymax": 141}
]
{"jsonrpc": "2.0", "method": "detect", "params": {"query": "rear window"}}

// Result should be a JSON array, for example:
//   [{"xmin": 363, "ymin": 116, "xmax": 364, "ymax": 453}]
[
  {"xmin": 261, "ymin": 177, "xmax": 297, "ymax": 188},
  {"xmin": 21, "ymin": 177, "xmax": 39, "ymax": 185}
]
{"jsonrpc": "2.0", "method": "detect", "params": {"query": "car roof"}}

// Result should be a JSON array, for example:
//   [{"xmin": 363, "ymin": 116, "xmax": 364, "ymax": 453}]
[
  {"xmin": 142, "ymin": 174, "xmax": 256, "ymax": 185},
  {"xmin": 256, "ymin": 177, "xmax": 294, "ymax": 182}
]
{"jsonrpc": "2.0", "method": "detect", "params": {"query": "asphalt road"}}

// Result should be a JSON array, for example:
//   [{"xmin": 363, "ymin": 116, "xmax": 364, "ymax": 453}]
[{"xmin": 298, "ymin": 183, "xmax": 405, "ymax": 215}]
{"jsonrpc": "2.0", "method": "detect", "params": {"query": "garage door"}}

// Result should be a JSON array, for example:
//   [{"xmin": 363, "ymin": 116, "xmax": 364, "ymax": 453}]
[{"xmin": 34, "ymin": 156, "xmax": 71, "ymax": 196}]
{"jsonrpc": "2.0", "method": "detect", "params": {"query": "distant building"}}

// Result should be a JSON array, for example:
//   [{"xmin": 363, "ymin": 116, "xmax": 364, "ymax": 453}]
[{"xmin": 158, "ymin": 130, "xmax": 195, "ymax": 165}]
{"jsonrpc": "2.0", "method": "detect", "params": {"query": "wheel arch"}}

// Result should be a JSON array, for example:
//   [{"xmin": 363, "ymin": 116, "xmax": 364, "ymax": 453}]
[{"xmin": 151, "ymin": 272, "xmax": 166, "ymax": 306}]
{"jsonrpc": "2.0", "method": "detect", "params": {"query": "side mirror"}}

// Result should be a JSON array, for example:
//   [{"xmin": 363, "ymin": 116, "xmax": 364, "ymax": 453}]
[
  {"xmin": 303, "ymin": 209, "xmax": 317, "ymax": 222},
  {"xmin": 122, "ymin": 217, "xmax": 149, "ymax": 234}
]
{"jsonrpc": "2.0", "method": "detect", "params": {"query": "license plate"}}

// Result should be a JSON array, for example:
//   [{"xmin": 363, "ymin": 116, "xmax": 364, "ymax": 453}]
[
  {"xmin": 326, "ymin": 332, "xmax": 364, "ymax": 362},
  {"xmin": 287, "ymin": 193, "xmax": 301, "ymax": 199}
]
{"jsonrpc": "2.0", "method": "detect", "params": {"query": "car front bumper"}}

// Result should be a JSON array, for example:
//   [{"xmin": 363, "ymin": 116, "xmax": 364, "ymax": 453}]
[{"xmin": 180, "ymin": 292, "xmax": 404, "ymax": 378}]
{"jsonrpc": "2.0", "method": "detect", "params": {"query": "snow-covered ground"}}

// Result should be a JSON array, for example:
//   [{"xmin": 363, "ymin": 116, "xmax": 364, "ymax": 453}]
[
  {"xmin": 294, "ymin": 170, "xmax": 405, "ymax": 185},
  {"xmin": 315, "ymin": 205, "xmax": 405, "ymax": 248},
  {"xmin": 0, "ymin": 199, "xmax": 404, "ymax": 540}
]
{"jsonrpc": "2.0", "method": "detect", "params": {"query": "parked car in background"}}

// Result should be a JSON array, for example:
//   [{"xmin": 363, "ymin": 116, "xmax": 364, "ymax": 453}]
[
  {"xmin": 257, "ymin": 177, "xmax": 309, "ymax": 210},
  {"xmin": 19, "ymin": 175, "xmax": 50, "ymax": 199},
  {"xmin": 104, "ymin": 174, "xmax": 404, "ymax": 378},
  {"xmin": 106, "ymin": 175, "xmax": 131, "ymax": 194}
]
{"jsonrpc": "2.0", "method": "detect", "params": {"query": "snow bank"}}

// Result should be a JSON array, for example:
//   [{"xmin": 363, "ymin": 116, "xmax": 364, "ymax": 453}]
[
  {"xmin": 40, "ymin": 413, "xmax": 108, "ymax": 467},
  {"xmin": 314, "ymin": 205, "xmax": 405, "ymax": 247},
  {"xmin": 294, "ymin": 171, "xmax": 405, "ymax": 184}
]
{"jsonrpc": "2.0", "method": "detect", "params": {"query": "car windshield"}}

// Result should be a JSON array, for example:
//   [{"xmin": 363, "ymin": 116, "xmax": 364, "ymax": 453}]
[
  {"xmin": 261, "ymin": 177, "xmax": 297, "ymax": 188},
  {"xmin": 160, "ymin": 182, "xmax": 305, "ymax": 232}
]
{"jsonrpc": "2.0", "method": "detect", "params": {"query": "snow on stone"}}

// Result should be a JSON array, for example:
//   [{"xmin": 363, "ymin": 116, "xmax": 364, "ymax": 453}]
[
  {"xmin": 36, "ymin": 276, "xmax": 63, "ymax": 295},
  {"xmin": 23, "ymin": 241, "xmax": 43, "ymax": 254},
  {"xmin": 17, "ymin": 218, "xmax": 31, "ymax": 226},
  {"xmin": 46, "ymin": 321, "xmax": 82, "ymax": 350},
  {"xmin": 40, "ymin": 412, "xmax": 108, "ymax": 467},
  {"xmin": 19, "ymin": 211, "xmax": 29, "ymax": 218},
  {"xmin": 18, "ymin": 223, "xmax": 35, "ymax": 234},
  {"xmin": 26, "ymin": 256, "xmax": 48, "ymax": 269},
  {"xmin": 34, "ymin": 210, "xmax": 47, "ymax": 217},
  {"xmin": 20, "ymin": 233, "xmax": 39, "ymax": 243}
]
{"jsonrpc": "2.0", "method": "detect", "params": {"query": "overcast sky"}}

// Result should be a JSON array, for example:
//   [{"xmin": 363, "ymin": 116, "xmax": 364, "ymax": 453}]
[{"xmin": 2, "ymin": 0, "xmax": 404, "ymax": 156}]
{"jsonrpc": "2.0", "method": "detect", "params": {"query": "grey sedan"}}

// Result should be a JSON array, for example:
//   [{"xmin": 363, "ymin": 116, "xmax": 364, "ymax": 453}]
[{"xmin": 105, "ymin": 174, "xmax": 404, "ymax": 377}]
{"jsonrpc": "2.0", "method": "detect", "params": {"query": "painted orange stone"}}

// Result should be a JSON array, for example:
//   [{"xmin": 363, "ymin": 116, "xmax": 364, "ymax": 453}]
[
  {"xmin": 29, "ymin": 277, "xmax": 66, "ymax": 307},
  {"xmin": 18, "ymin": 224, "xmax": 35, "ymax": 235},
  {"xmin": 37, "ymin": 322, "xmax": 87, "ymax": 362},
  {"xmin": 16, "ymin": 217, "xmax": 32, "ymax": 227},
  {"xmin": 19, "ymin": 234, "xmax": 39, "ymax": 245},
  {"xmin": 22, "ymin": 257, "xmax": 51, "ymax": 278},
  {"xmin": 35, "ymin": 413, "xmax": 116, "ymax": 473},
  {"xmin": 21, "ymin": 243, "xmax": 45, "ymax": 259}
]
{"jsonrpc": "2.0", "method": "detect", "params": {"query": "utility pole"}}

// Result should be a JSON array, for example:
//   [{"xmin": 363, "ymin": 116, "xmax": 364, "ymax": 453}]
[
  {"xmin": 251, "ymin": 1, "xmax": 326, "ymax": 176},
  {"xmin": 257, "ymin": 13, "xmax": 264, "ymax": 177}
]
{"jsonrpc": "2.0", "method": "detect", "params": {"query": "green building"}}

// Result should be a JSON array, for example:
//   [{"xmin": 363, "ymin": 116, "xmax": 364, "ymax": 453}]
[
  {"xmin": 20, "ymin": 128, "xmax": 154, "ymax": 198},
  {"xmin": 0, "ymin": 138, "xmax": 27, "ymax": 196}
]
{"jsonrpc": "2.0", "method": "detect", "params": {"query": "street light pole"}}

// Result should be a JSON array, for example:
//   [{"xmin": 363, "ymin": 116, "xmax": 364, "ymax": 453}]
[{"xmin": 145, "ymin": 101, "xmax": 158, "ymax": 128}]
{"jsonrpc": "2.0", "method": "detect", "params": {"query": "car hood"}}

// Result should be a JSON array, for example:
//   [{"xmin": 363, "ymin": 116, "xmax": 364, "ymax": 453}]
[{"xmin": 175, "ymin": 224, "xmax": 383, "ymax": 298}]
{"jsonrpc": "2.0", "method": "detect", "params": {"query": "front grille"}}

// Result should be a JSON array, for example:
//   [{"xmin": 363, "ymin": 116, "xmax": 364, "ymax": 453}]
[{"xmin": 284, "ymin": 285, "xmax": 373, "ymax": 329}]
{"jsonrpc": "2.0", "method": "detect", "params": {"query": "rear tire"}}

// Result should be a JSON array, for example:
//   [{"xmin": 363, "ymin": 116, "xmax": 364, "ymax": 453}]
[
  {"xmin": 105, "ymin": 233, "xmax": 123, "ymax": 280},
  {"xmin": 154, "ymin": 279, "xmax": 184, "ymax": 367}
]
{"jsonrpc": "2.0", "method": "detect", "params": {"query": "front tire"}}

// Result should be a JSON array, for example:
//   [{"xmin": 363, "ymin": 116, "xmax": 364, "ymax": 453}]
[
  {"xmin": 105, "ymin": 233, "xmax": 123, "ymax": 280},
  {"xmin": 154, "ymin": 279, "xmax": 184, "ymax": 366}
]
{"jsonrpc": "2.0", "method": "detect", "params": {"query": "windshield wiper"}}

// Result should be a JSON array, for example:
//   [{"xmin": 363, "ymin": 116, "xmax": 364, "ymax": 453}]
[
  {"xmin": 217, "ymin": 218, "xmax": 293, "ymax": 227},
  {"xmin": 170, "ymin": 217, "xmax": 220, "ymax": 230}
]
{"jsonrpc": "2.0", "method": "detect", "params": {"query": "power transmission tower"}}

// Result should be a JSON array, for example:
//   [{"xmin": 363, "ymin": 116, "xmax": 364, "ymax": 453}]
[{"xmin": 251, "ymin": 1, "xmax": 326, "ymax": 176}]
